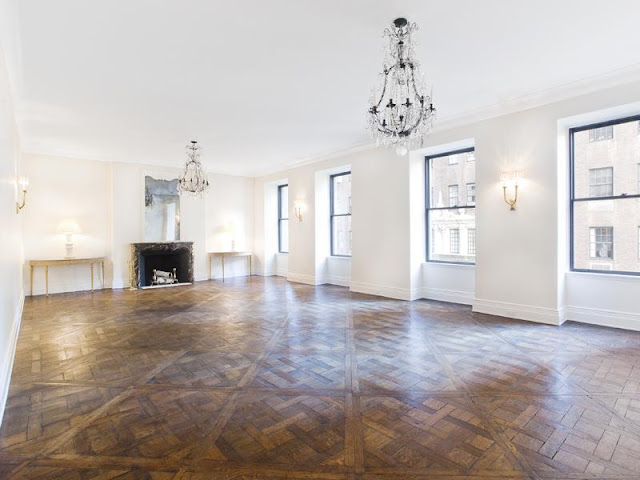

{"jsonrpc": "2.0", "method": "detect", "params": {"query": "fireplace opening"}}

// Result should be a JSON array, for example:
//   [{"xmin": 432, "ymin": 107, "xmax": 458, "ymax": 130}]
[
  {"xmin": 130, "ymin": 242, "xmax": 194, "ymax": 289},
  {"xmin": 140, "ymin": 253, "xmax": 190, "ymax": 287}
]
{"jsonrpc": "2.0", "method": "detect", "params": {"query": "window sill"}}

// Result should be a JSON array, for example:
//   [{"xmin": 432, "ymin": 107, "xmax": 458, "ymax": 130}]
[
  {"xmin": 276, "ymin": 252, "xmax": 288, "ymax": 256},
  {"xmin": 422, "ymin": 262, "xmax": 475, "ymax": 269},
  {"xmin": 566, "ymin": 271, "xmax": 640, "ymax": 283},
  {"xmin": 329, "ymin": 256, "xmax": 352, "ymax": 260}
]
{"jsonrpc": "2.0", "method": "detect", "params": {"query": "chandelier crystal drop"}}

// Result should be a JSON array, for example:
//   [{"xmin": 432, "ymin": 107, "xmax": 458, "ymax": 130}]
[
  {"xmin": 178, "ymin": 141, "xmax": 210, "ymax": 196},
  {"xmin": 368, "ymin": 17, "xmax": 436, "ymax": 156}
]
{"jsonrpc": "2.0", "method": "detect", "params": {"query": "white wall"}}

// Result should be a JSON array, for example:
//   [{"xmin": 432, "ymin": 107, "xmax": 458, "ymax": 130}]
[
  {"xmin": 22, "ymin": 155, "xmax": 254, "ymax": 294},
  {"xmin": 254, "ymin": 79, "xmax": 640, "ymax": 330},
  {"xmin": 0, "ymin": 40, "xmax": 23, "ymax": 425}
]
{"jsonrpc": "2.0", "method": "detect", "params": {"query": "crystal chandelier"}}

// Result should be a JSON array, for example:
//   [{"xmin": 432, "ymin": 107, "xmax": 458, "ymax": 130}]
[
  {"xmin": 178, "ymin": 141, "xmax": 210, "ymax": 196},
  {"xmin": 368, "ymin": 18, "xmax": 436, "ymax": 156}
]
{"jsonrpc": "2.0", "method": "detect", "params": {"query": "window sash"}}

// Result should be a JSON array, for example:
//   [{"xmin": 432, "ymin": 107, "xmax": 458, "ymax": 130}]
[
  {"xmin": 277, "ymin": 184, "xmax": 289, "ymax": 253},
  {"xmin": 570, "ymin": 114, "xmax": 640, "ymax": 275},
  {"xmin": 330, "ymin": 172, "xmax": 352, "ymax": 257},
  {"xmin": 425, "ymin": 147, "xmax": 476, "ymax": 265}
]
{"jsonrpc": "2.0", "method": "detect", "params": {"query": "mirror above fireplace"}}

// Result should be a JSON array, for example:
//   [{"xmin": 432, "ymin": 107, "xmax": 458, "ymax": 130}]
[{"xmin": 144, "ymin": 176, "xmax": 180, "ymax": 242}]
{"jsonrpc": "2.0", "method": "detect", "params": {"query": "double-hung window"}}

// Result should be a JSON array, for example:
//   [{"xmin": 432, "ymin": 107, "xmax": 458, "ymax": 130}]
[
  {"xmin": 278, "ymin": 184, "xmax": 289, "ymax": 253},
  {"xmin": 330, "ymin": 172, "xmax": 352, "ymax": 256},
  {"xmin": 570, "ymin": 116, "xmax": 640, "ymax": 274},
  {"xmin": 426, "ymin": 148, "xmax": 476, "ymax": 264}
]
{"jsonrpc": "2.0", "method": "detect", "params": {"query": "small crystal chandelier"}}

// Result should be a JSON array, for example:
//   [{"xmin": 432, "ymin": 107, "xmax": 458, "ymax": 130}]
[
  {"xmin": 178, "ymin": 141, "xmax": 210, "ymax": 196},
  {"xmin": 368, "ymin": 18, "xmax": 436, "ymax": 156}
]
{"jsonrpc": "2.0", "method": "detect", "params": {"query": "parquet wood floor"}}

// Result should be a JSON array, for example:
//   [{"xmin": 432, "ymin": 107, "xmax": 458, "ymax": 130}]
[{"xmin": 2, "ymin": 277, "xmax": 640, "ymax": 479}]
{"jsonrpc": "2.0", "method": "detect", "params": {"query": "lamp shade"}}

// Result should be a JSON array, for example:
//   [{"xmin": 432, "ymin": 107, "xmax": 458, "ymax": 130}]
[{"xmin": 57, "ymin": 220, "xmax": 81, "ymax": 235}]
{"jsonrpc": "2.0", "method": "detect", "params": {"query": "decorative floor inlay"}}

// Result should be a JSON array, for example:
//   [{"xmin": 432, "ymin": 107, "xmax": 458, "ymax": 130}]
[{"xmin": 2, "ymin": 276, "xmax": 640, "ymax": 479}]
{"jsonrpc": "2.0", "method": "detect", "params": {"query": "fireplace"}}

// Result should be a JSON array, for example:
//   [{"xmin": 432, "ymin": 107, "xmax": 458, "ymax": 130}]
[{"xmin": 130, "ymin": 242, "xmax": 194, "ymax": 289}]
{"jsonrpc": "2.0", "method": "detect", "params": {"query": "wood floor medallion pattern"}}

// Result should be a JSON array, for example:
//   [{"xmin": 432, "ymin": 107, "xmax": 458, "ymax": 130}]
[{"xmin": 1, "ymin": 277, "xmax": 640, "ymax": 479}]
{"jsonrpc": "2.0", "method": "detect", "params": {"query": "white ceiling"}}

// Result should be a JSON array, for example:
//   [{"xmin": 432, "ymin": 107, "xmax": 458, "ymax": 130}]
[{"xmin": 5, "ymin": 0, "xmax": 640, "ymax": 176}]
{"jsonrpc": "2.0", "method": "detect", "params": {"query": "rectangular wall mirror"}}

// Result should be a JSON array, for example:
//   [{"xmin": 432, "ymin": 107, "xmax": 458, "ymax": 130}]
[{"xmin": 144, "ymin": 176, "xmax": 180, "ymax": 242}]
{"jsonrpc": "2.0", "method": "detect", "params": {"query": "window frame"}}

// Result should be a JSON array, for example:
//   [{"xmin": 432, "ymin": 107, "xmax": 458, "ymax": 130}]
[
  {"xmin": 588, "ymin": 167, "xmax": 613, "ymax": 198},
  {"xmin": 569, "ymin": 114, "xmax": 640, "ymax": 276},
  {"xmin": 589, "ymin": 226, "xmax": 613, "ymax": 260},
  {"xmin": 277, "ymin": 184, "xmax": 289, "ymax": 253},
  {"xmin": 468, "ymin": 228, "xmax": 476, "ymax": 255},
  {"xmin": 330, "ymin": 171, "xmax": 352, "ymax": 257},
  {"xmin": 425, "ymin": 147, "xmax": 476, "ymax": 265},
  {"xmin": 466, "ymin": 182, "xmax": 476, "ymax": 206}
]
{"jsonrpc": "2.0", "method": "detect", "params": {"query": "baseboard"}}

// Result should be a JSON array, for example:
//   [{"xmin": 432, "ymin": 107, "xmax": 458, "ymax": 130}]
[
  {"xmin": 472, "ymin": 298, "xmax": 565, "ymax": 326},
  {"xmin": 275, "ymin": 269, "xmax": 287, "ymax": 278},
  {"xmin": 421, "ymin": 287, "xmax": 474, "ymax": 306},
  {"xmin": 287, "ymin": 272, "xmax": 319, "ymax": 285},
  {"xmin": 325, "ymin": 275, "xmax": 351, "ymax": 287},
  {"xmin": 0, "ymin": 292, "xmax": 24, "ymax": 427},
  {"xmin": 565, "ymin": 305, "xmax": 640, "ymax": 331},
  {"xmin": 253, "ymin": 268, "xmax": 275, "ymax": 277},
  {"xmin": 349, "ymin": 281, "xmax": 412, "ymax": 301}
]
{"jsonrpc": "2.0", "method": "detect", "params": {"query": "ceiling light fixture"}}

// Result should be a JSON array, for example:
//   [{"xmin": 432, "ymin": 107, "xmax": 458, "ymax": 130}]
[
  {"xmin": 178, "ymin": 141, "xmax": 210, "ymax": 196},
  {"xmin": 368, "ymin": 17, "xmax": 436, "ymax": 157}
]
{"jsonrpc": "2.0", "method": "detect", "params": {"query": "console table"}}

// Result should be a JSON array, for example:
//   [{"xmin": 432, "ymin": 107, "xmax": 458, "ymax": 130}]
[
  {"xmin": 208, "ymin": 252, "xmax": 251, "ymax": 282},
  {"xmin": 29, "ymin": 257, "xmax": 105, "ymax": 296}
]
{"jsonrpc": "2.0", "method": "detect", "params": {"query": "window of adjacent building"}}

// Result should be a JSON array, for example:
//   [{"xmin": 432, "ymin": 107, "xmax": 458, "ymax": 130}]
[
  {"xmin": 468, "ymin": 228, "xmax": 476, "ymax": 255},
  {"xmin": 448, "ymin": 185, "xmax": 459, "ymax": 207},
  {"xmin": 278, "ymin": 184, "xmax": 289, "ymax": 253},
  {"xmin": 571, "ymin": 115, "xmax": 640, "ymax": 274},
  {"xmin": 466, "ymin": 183, "xmax": 476, "ymax": 205},
  {"xmin": 588, "ymin": 167, "xmax": 613, "ymax": 197},
  {"xmin": 426, "ymin": 148, "xmax": 476, "ymax": 264},
  {"xmin": 589, "ymin": 227, "xmax": 613, "ymax": 259},
  {"xmin": 450, "ymin": 228, "xmax": 460, "ymax": 254},
  {"xmin": 588, "ymin": 125, "xmax": 613, "ymax": 142},
  {"xmin": 330, "ymin": 172, "xmax": 352, "ymax": 256}
]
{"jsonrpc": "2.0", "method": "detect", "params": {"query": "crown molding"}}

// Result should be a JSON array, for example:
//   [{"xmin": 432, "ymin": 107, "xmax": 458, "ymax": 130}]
[{"xmin": 433, "ymin": 62, "xmax": 640, "ymax": 132}]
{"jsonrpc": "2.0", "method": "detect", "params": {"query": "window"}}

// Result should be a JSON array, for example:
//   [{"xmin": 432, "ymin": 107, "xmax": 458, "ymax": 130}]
[
  {"xmin": 330, "ymin": 172, "xmax": 352, "ymax": 256},
  {"xmin": 468, "ymin": 228, "xmax": 476, "ymax": 255},
  {"xmin": 426, "ymin": 147, "xmax": 476, "ymax": 264},
  {"xmin": 589, "ymin": 227, "xmax": 613, "ymax": 259},
  {"xmin": 450, "ymin": 229, "xmax": 460, "ymax": 254},
  {"xmin": 448, "ymin": 185, "xmax": 459, "ymax": 207},
  {"xmin": 570, "ymin": 115, "xmax": 640, "ymax": 274},
  {"xmin": 278, "ymin": 184, "xmax": 289, "ymax": 253},
  {"xmin": 466, "ymin": 183, "xmax": 476, "ymax": 205},
  {"xmin": 588, "ymin": 167, "xmax": 613, "ymax": 197},
  {"xmin": 588, "ymin": 126, "xmax": 613, "ymax": 142}
]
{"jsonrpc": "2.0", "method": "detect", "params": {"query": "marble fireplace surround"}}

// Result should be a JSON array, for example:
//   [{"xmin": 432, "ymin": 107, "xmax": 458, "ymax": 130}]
[{"xmin": 130, "ymin": 242, "xmax": 194, "ymax": 289}]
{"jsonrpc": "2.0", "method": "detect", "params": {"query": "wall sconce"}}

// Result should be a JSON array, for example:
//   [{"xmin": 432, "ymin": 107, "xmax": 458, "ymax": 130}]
[
  {"xmin": 57, "ymin": 220, "xmax": 81, "ymax": 258},
  {"xmin": 15, "ymin": 176, "xmax": 29, "ymax": 213},
  {"xmin": 500, "ymin": 171, "xmax": 520, "ymax": 211},
  {"xmin": 293, "ymin": 200, "xmax": 304, "ymax": 222}
]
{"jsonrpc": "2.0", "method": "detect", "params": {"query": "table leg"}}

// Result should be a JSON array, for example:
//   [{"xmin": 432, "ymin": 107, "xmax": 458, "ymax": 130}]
[
  {"xmin": 222, "ymin": 256, "xmax": 225, "ymax": 283},
  {"xmin": 45, "ymin": 266, "xmax": 49, "ymax": 296},
  {"xmin": 91, "ymin": 264, "xmax": 94, "ymax": 292},
  {"xmin": 30, "ymin": 265, "xmax": 33, "ymax": 296}
]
